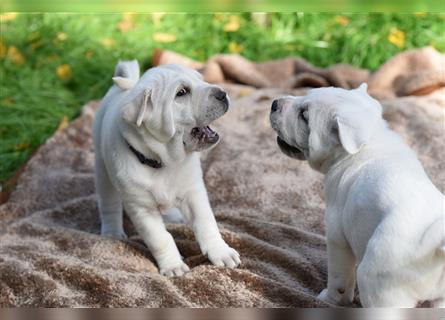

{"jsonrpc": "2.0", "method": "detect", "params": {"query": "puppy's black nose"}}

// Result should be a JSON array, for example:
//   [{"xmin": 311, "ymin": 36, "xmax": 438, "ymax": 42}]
[
  {"xmin": 214, "ymin": 89, "xmax": 227, "ymax": 102},
  {"xmin": 271, "ymin": 99, "xmax": 279, "ymax": 112}
]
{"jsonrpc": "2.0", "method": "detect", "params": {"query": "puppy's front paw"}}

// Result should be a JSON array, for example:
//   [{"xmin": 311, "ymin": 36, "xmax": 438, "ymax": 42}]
[
  {"xmin": 206, "ymin": 243, "xmax": 241, "ymax": 269},
  {"xmin": 159, "ymin": 261, "xmax": 190, "ymax": 277}
]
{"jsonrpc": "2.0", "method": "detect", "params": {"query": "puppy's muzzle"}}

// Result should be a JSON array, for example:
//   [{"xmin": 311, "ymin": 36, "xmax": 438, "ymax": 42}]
[
  {"xmin": 271, "ymin": 99, "xmax": 280, "ymax": 113},
  {"xmin": 212, "ymin": 88, "xmax": 229, "ymax": 112}
]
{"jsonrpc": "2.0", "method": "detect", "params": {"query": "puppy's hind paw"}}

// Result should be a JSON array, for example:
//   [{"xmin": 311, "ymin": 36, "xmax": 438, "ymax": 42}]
[
  {"xmin": 317, "ymin": 289, "xmax": 331, "ymax": 302},
  {"xmin": 160, "ymin": 261, "xmax": 190, "ymax": 277},
  {"xmin": 317, "ymin": 288, "xmax": 352, "ymax": 306},
  {"xmin": 207, "ymin": 244, "xmax": 241, "ymax": 269},
  {"xmin": 101, "ymin": 229, "xmax": 128, "ymax": 240}
]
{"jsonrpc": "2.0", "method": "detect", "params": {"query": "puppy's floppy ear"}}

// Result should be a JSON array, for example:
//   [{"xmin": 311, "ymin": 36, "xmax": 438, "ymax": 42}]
[
  {"xmin": 335, "ymin": 115, "xmax": 370, "ymax": 154},
  {"xmin": 137, "ymin": 88, "xmax": 152, "ymax": 127},
  {"xmin": 121, "ymin": 80, "xmax": 176, "ymax": 142},
  {"xmin": 331, "ymin": 84, "xmax": 383, "ymax": 154},
  {"xmin": 122, "ymin": 88, "xmax": 152, "ymax": 127},
  {"xmin": 334, "ymin": 107, "xmax": 381, "ymax": 154},
  {"xmin": 146, "ymin": 88, "xmax": 176, "ymax": 142}
]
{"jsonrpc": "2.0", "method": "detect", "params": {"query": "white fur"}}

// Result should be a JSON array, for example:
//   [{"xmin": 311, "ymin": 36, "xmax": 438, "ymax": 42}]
[
  {"xmin": 93, "ymin": 60, "xmax": 240, "ymax": 277},
  {"xmin": 270, "ymin": 85, "xmax": 445, "ymax": 307}
]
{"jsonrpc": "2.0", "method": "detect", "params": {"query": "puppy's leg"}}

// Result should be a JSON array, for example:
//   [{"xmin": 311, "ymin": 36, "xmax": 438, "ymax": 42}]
[
  {"xmin": 124, "ymin": 200, "xmax": 189, "ymax": 277},
  {"xmin": 181, "ymin": 184, "xmax": 240, "ymax": 268},
  {"xmin": 357, "ymin": 261, "xmax": 417, "ymax": 307},
  {"xmin": 318, "ymin": 241, "xmax": 356, "ymax": 306},
  {"xmin": 95, "ymin": 155, "xmax": 126, "ymax": 239}
]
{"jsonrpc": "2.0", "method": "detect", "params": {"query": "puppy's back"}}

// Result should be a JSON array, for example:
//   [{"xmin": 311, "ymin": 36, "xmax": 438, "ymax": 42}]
[{"xmin": 93, "ymin": 60, "xmax": 141, "ymax": 149}]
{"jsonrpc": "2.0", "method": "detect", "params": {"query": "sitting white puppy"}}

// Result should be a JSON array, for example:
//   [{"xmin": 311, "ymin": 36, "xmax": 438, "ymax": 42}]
[
  {"xmin": 270, "ymin": 84, "xmax": 445, "ymax": 307},
  {"xmin": 93, "ymin": 60, "xmax": 240, "ymax": 277}
]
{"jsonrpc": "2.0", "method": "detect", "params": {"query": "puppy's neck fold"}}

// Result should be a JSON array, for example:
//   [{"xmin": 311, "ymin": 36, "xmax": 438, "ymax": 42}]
[
  {"xmin": 122, "ymin": 123, "xmax": 190, "ymax": 168},
  {"xmin": 310, "ymin": 148, "xmax": 352, "ymax": 175},
  {"xmin": 315, "ymin": 122, "xmax": 389, "ymax": 175}
]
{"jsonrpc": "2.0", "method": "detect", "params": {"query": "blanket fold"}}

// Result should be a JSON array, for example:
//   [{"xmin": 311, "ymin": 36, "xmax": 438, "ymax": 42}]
[{"xmin": 153, "ymin": 46, "xmax": 445, "ymax": 100}]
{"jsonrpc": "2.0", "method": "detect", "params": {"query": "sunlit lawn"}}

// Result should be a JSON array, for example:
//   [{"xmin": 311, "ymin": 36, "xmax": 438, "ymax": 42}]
[{"xmin": 1, "ymin": 12, "xmax": 444, "ymax": 186}]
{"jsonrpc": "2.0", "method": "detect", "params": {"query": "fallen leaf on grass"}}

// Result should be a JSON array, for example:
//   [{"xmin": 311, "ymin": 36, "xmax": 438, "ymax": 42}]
[
  {"xmin": 100, "ymin": 38, "xmax": 115, "ymax": 48},
  {"xmin": 335, "ymin": 15, "xmax": 349, "ymax": 26},
  {"xmin": 388, "ymin": 28, "xmax": 405, "ymax": 48},
  {"xmin": 1, "ymin": 97, "xmax": 15, "ymax": 106},
  {"xmin": 0, "ymin": 12, "xmax": 18, "ymax": 22},
  {"xmin": 117, "ymin": 13, "xmax": 137, "ymax": 32},
  {"xmin": 7, "ymin": 46, "xmax": 25, "ymax": 65},
  {"xmin": 228, "ymin": 41, "xmax": 243, "ymax": 54},
  {"xmin": 56, "ymin": 32, "xmax": 68, "ymax": 41},
  {"xmin": 57, "ymin": 116, "xmax": 70, "ymax": 131},
  {"xmin": 56, "ymin": 64, "xmax": 72, "ymax": 81},
  {"xmin": 224, "ymin": 15, "xmax": 241, "ymax": 32},
  {"xmin": 117, "ymin": 20, "xmax": 135, "ymax": 32},
  {"xmin": 15, "ymin": 142, "xmax": 29, "ymax": 151},
  {"xmin": 153, "ymin": 32, "xmax": 177, "ymax": 43}
]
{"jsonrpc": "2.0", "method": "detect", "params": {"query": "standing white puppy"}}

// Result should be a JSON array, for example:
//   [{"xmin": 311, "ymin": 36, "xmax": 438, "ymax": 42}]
[
  {"xmin": 93, "ymin": 60, "xmax": 240, "ymax": 277},
  {"xmin": 270, "ymin": 85, "xmax": 445, "ymax": 307}
]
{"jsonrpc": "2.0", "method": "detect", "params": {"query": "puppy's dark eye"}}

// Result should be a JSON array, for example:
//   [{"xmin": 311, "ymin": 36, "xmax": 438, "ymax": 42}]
[{"xmin": 176, "ymin": 87, "xmax": 190, "ymax": 97}]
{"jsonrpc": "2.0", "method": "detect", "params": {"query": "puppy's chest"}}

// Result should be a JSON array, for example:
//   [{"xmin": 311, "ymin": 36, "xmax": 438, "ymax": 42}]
[
  {"xmin": 134, "ymin": 171, "xmax": 188, "ymax": 213},
  {"xmin": 148, "ymin": 187, "xmax": 181, "ymax": 213}
]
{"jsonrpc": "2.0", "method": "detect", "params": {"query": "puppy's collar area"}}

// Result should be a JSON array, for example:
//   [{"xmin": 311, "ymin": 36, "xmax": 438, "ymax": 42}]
[{"xmin": 126, "ymin": 140, "xmax": 162, "ymax": 169}]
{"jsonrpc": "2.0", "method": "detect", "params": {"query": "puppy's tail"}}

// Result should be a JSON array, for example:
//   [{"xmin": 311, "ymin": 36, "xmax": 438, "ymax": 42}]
[
  {"xmin": 435, "ymin": 225, "xmax": 445, "ymax": 259},
  {"xmin": 112, "ymin": 60, "xmax": 140, "ymax": 90}
]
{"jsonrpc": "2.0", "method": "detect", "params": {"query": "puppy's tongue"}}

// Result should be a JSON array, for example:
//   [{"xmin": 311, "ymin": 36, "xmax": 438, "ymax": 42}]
[
  {"xmin": 202, "ymin": 126, "xmax": 217, "ymax": 138},
  {"xmin": 192, "ymin": 126, "xmax": 219, "ymax": 143}
]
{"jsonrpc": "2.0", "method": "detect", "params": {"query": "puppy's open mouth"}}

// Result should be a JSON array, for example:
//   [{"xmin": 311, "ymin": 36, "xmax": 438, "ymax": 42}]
[
  {"xmin": 277, "ymin": 136, "xmax": 306, "ymax": 160},
  {"xmin": 191, "ymin": 126, "xmax": 219, "ymax": 144}
]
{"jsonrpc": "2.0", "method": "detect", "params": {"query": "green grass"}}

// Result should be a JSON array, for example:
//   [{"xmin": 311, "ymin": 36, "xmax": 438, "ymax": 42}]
[{"xmin": 1, "ymin": 13, "xmax": 444, "ymax": 186}]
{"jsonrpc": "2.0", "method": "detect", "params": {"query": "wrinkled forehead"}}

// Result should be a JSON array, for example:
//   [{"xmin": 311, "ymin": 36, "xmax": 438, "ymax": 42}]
[
  {"xmin": 305, "ymin": 87, "xmax": 366, "ymax": 109},
  {"xmin": 304, "ymin": 87, "xmax": 382, "ymax": 118},
  {"xmin": 123, "ymin": 65, "xmax": 205, "ymax": 104},
  {"xmin": 156, "ymin": 64, "xmax": 204, "ymax": 83},
  {"xmin": 306, "ymin": 87, "xmax": 352, "ymax": 104},
  {"xmin": 137, "ymin": 64, "xmax": 204, "ymax": 88}
]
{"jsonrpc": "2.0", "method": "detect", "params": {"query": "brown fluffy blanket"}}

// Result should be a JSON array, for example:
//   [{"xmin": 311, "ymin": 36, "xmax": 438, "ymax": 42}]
[
  {"xmin": 1, "ymin": 52, "xmax": 444, "ymax": 307},
  {"xmin": 153, "ymin": 46, "xmax": 445, "ymax": 100}
]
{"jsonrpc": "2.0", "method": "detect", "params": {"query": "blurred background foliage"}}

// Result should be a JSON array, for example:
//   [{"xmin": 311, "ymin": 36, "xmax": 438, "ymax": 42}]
[{"xmin": 1, "ymin": 13, "xmax": 444, "ymax": 185}]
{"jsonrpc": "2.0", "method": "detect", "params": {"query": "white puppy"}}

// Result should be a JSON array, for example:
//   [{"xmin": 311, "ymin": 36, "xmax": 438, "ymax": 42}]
[
  {"xmin": 270, "ymin": 84, "xmax": 445, "ymax": 307},
  {"xmin": 93, "ymin": 60, "xmax": 240, "ymax": 277}
]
